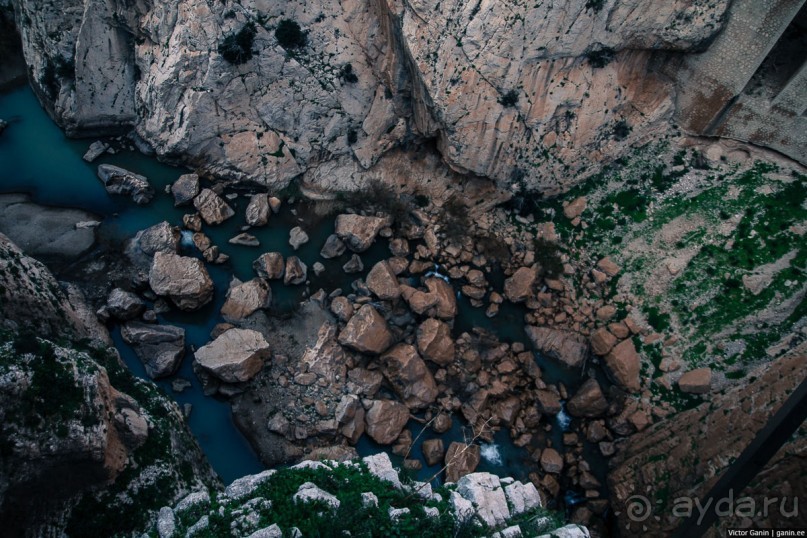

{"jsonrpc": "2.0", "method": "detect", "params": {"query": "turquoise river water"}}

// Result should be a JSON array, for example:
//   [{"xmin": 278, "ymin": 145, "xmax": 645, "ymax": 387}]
[{"xmin": 0, "ymin": 84, "xmax": 600, "ymax": 492}]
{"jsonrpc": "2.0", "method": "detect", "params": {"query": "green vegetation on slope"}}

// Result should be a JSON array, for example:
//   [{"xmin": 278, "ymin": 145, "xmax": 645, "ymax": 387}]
[
  {"xmin": 161, "ymin": 461, "xmax": 564, "ymax": 538},
  {"xmin": 524, "ymin": 143, "xmax": 806, "ymax": 399}
]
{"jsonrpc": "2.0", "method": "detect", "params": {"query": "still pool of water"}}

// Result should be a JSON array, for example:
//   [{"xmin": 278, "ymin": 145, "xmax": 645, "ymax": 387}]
[{"xmin": 1, "ymin": 84, "xmax": 606, "ymax": 491}]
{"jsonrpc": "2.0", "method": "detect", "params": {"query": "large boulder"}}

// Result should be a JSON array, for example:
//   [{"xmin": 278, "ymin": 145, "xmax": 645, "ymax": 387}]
[
  {"xmin": 106, "ymin": 288, "xmax": 145, "ymax": 321},
  {"xmin": 338, "ymin": 304, "xmax": 393, "ymax": 354},
  {"xmin": 171, "ymin": 173, "xmax": 200, "ymax": 206},
  {"xmin": 320, "ymin": 234, "xmax": 346, "ymax": 259},
  {"xmin": 379, "ymin": 344, "xmax": 438, "ymax": 410},
  {"xmin": 97, "ymin": 164, "xmax": 154, "ymax": 204},
  {"xmin": 525, "ymin": 326, "xmax": 588, "ymax": 368},
  {"xmin": 220, "ymin": 278, "xmax": 272, "ymax": 322},
  {"xmin": 456, "ymin": 473, "xmax": 511, "ymax": 528},
  {"xmin": 504, "ymin": 266, "xmax": 537, "ymax": 303},
  {"xmin": 245, "ymin": 194, "xmax": 270, "ymax": 226},
  {"xmin": 678, "ymin": 368, "xmax": 712, "ymax": 394},
  {"xmin": 366, "ymin": 260, "xmax": 401, "ymax": 300},
  {"xmin": 120, "ymin": 321, "xmax": 185, "ymax": 378},
  {"xmin": 416, "ymin": 318, "xmax": 455, "ymax": 365},
  {"xmin": 149, "ymin": 251, "xmax": 214, "ymax": 311},
  {"xmin": 400, "ymin": 285, "xmax": 439, "ymax": 314},
  {"xmin": 425, "ymin": 278, "xmax": 457, "ymax": 319},
  {"xmin": 193, "ymin": 188, "xmax": 234, "ymax": 225},
  {"xmin": 334, "ymin": 214, "xmax": 390, "ymax": 252},
  {"xmin": 445, "ymin": 442, "xmax": 481, "ymax": 483},
  {"xmin": 604, "ymin": 339, "xmax": 641, "ymax": 392},
  {"xmin": 289, "ymin": 226, "xmax": 309, "ymax": 250},
  {"xmin": 567, "ymin": 378, "xmax": 608, "ymax": 418},
  {"xmin": 422, "ymin": 439, "xmax": 445, "ymax": 466},
  {"xmin": 130, "ymin": 221, "xmax": 180, "ymax": 258},
  {"xmin": 364, "ymin": 400, "xmax": 410, "ymax": 445},
  {"xmin": 590, "ymin": 327, "xmax": 618, "ymax": 356},
  {"xmin": 284, "ymin": 256, "xmax": 307, "ymax": 285},
  {"xmin": 253, "ymin": 252, "xmax": 285, "ymax": 280},
  {"xmin": 194, "ymin": 328, "xmax": 271, "ymax": 383},
  {"xmin": 540, "ymin": 448, "xmax": 563, "ymax": 473}
]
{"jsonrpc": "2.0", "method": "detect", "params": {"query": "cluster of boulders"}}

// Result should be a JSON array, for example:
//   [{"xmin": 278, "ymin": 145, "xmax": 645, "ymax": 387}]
[
  {"xmin": 153, "ymin": 453, "xmax": 589, "ymax": 538},
  {"xmin": 94, "ymin": 174, "xmax": 711, "ymax": 536}
]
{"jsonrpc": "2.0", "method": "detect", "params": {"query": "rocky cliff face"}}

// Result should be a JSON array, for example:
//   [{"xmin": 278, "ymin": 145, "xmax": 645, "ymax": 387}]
[
  {"xmin": 0, "ymin": 232, "xmax": 219, "ymax": 536},
  {"xmin": 10, "ymin": 0, "xmax": 731, "ymax": 192}
]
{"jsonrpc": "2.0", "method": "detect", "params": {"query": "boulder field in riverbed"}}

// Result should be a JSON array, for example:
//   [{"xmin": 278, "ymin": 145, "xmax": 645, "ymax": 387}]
[{"xmin": 100, "ymin": 173, "xmax": 678, "ymax": 533}]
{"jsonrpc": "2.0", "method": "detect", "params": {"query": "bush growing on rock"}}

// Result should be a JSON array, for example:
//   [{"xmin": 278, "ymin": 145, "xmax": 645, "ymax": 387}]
[
  {"xmin": 586, "ymin": 47, "xmax": 615, "ymax": 68},
  {"xmin": 498, "ymin": 89, "xmax": 519, "ymax": 107},
  {"xmin": 275, "ymin": 19, "xmax": 307, "ymax": 49},
  {"xmin": 441, "ymin": 195, "xmax": 471, "ymax": 243},
  {"xmin": 218, "ymin": 22, "xmax": 257, "ymax": 65},
  {"xmin": 613, "ymin": 119, "xmax": 632, "ymax": 140},
  {"xmin": 340, "ymin": 63, "xmax": 359, "ymax": 83},
  {"xmin": 533, "ymin": 238, "xmax": 564, "ymax": 278}
]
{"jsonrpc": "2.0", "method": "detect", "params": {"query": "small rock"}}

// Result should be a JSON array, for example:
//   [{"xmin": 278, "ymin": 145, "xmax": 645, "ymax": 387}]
[
  {"xmin": 194, "ymin": 188, "xmax": 234, "ymax": 225},
  {"xmin": 320, "ymin": 234, "xmax": 346, "ymax": 259},
  {"xmin": 106, "ymin": 288, "xmax": 146, "ymax": 321},
  {"xmin": 563, "ymin": 196, "xmax": 587, "ymax": 220},
  {"xmin": 83, "ymin": 140, "xmax": 109, "ymax": 162},
  {"xmin": 229, "ymin": 233, "xmax": 259, "ymax": 247},
  {"xmin": 596, "ymin": 257, "xmax": 621, "ymax": 278},
  {"xmin": 678, "ymin": 368, "xmax": 712, "ymax": 394},
  {"xmin": 445, "ymin": 442, "xmax": 481, "ymax": 482},
  {"xmin": 540, "ymin": 448, "xmax": 563, "ymax": 473},
  {"xmin": 253, "ymin": 252, "xmax": 285, "ymax": 280},
  {"xmin": 97, "ymin": 164, "xmax": 154, "ymax": 204},
  {"xmin": 422, "ymin": 438, "xmax": 445, "ymax": 466},
  {"xmin": 246, "ymin": 194, "xmax": 270, "ymax": 226},
  {"xmin": 293, "ymin": 482, "xmax": 340, "ymax": 510},
  {"xmin": 289, "ymin": 226, "xmax": 309, "ymax": 250},
  {"xmin": 171, "ymin": 173, "xmax": 200, "ymax": 206},
  {"xmin": 284, "ymin": 256, "xmax": 307, "ymax": 285}
]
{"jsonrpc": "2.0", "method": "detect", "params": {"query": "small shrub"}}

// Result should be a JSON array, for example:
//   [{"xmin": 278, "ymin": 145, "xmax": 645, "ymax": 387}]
[
  {"xmin": 533, "ymin": 238, "xmax": 564, "ymax": 278},
  {"xmin": 275, "ymin": 19, "xmax": 307, "ymax": 49},
  {"xmin": 40, "ymin": 60, "xmax": 59, "ymax": 98},
  {"xmin": 339, "ymin": 63, "xmax": 358, "ymax": 83},
  {"xmin": 613, "ymin": 119, "xmax": 631, "ymax": 140},
  {"xmin": 476, "ymin": 232, "xmax": 510, "ymax": 261},
  {"xmin": 586, "ymin": 0, "xmax": 606, "ymax": 12},
  {"xmin": 55, "ymin": 57, "xmax": 75, "ymax": 80},
  {"xmin": 586, "ymin": 47, "xmax": 614, "ymax": 68},
  {"xmin": 498, "ymin": 89, "xmax": 519, "ymax": 107},
  {"xmin": 218, "ymin": 22, "xmax": 257, "ymax": 65},
  {"xmin": 441, "ymin": 195, "xmax": 472, "ymax": 243},
  {"xmin": 347, "ymin": 129, "xmax": 357, "ymax": 145}
]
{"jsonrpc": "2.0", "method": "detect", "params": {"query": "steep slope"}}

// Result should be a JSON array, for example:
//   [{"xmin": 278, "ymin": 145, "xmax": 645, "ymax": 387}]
[{"xmin": 0, "ymin": 232, "xmax": 219, "ymax": 536}]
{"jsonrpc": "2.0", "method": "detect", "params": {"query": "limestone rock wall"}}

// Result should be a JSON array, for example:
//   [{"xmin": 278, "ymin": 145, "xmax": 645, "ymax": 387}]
[{"xmin": 10, "ymin": 0, "xmax": 736, "ymax": 193}]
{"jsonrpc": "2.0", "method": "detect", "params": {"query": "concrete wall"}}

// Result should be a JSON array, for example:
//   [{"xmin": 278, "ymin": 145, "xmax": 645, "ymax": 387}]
[{"xmin": 669, "ymin": 0, "xmax": 806, "ymax": 164}]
